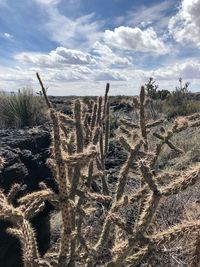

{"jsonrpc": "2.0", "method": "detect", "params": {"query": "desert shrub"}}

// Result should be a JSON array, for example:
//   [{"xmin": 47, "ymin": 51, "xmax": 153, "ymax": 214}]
[
  {"xmin": 0, "ymin": 74, "xmax": 200, "ymax": 267},
  {"xmin": 164, "ymin": 99, "xmax": 200, "ymax": 118},
  {"xmin": 164, "ymin": 78, "xmax": 200, "ymax": 118},
  {"xmin": 145, "ymin": 77, "xmax": 170, "ymax": 119},
  {"xmin": 0, "ymin": 88, "xmax": 47, "ymax": 128}
]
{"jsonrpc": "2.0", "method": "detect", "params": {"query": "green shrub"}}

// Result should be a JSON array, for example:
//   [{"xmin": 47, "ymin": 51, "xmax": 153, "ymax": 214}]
[
  {"xmin": 164, "ymin": 100, "xmax": 200, "ymax": 118},
  {"xmin": 0, "ymin": 88, "xmax": 47, "ymax": 128},
  {"xmin": 163, "ymin": 78, "xmax": 200, "ymax": 118}
]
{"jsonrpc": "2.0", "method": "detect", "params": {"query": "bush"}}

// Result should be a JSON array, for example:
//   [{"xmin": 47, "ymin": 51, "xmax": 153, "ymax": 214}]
[
  {"xmin": 164, "ymin": 100, "xmax": 200, "ymax": 118},
  {"xmin": 0, "ymin": 88, "xmax": 47, "ymax": 128},
  {"xmin": 164, "ymin": 78, "xmax": 200, "ymax": 118}
]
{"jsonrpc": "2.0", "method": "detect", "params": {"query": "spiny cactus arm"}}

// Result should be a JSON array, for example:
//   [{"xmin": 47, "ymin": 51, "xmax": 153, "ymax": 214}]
[
  {"xmin": 116, "ymin": 140, "xmax": 143, "ymax": 201},
  {"xmin": 149, "ymin": 220, "xmax": 200, "ymax": 246},
  {"xmin": 22, "ymin": 219, "xmax": 40, "ymax": 267},
  {"xmin": 104, "ymin": 100, "xmax": 110, "ymax": 154},
  {"xmin": 99, "ymin": 129, "xmax": 104, "ymax": 165},
  {"xmin": 85, "ymin": 161, "xmax": 94, "ymax": 189},
  {"xmin": 94, "ymin": 215, "xmax": 112, "ymax": 255},
  {"xmin": 146, "ymin": 119, "xmax": 164, "ymax": 128},
  {"xmin": 96, "ymin": 96, "xmax": 103, "ymax": 126},
  {"xmin": 36, "ymin": 72, "xmax": 52, "ymax": 109},
  {"xmin": 34, "ymin": 259, "xmax": 55, "ymax": 267},
  {"xmin": 161, "ymin": 165, "xmax": 200, "ymax": 196},
  {"xmin": 69, "ymin": 96, "xmax": 102, "ymax": 266},
  {"xmin": 153, "ymin": 132, "xmax": 164, "ymax": 140},
  {"xmin": 103, "ymin": 83, "xmax": 110, "ymax": 118},
  {"xmin": 135, "ymin": 192, "xmax": 161, "ymax": 234},
  {"xmin": 43, "ymin": 252, "xmax": 59, "ymax": 267},
  {"xmin": 90, "ymin": 102, "xmax": 97, "ymax": 133},
  {"xmin": 24, "ymin": 199, "xmax": 45, "ymax": 220},
  {"xmin": 119, "ymin": 125, "xmax": 132, "ymax": 137},
  {"xmin": 139, "ymin": 161, "xmax": 159, "ymax": 193},
  {"xmin": 49, "ymin": 110, "xmax": 72, "ymax": 264},
  {"xmin": 119, "ymin": 135, "xmax": 132, "ymax": 153},
  {"xmin": 75, "ymin": 198, "xmax": 97, "ymax": 263},
  {"xmin": 7, "ymin": 218, "xmax": 41, "ymax": 267},
  {"xmin": 92, "ymin": 127, "xmax": 100, "ymax": 145},
  {"xmin": 94, "ymin": 140, "xmax": 143, "ymax": 256},
  {"xmin": 7, "ymin": 183, "xmax": 21, "ymax": 204},
  {"xmin": 139, "ymin": 86, "xmax": 148, "ymax": 150},
  {"xmin": 151, "ymin": 129, "xmax": 183, "ymax": 167},
  {"xmin": 98, "ymin": 129, "xmax": 109, "ymax": 195},
  {"xmin": 19, "ymin": 189, "xmax": 58, "ymax": 206},
  {"xmin": 120, "ymin": 118, "xmax": 139, "ymax": 129},
  {"xmin": 0, "ymin": 190, "xmax": 24, "ymax": 223},
  {"xmin": 76, "ymin": 189, "xmax": 112, "ymax": 204},
  {"xmin": 124, "ymin": 245, "xmax": 149, "ymax": 267},
  {"xmin": 84, "ymin": 113, "xmax": 91, "ymax": 146},
  {"xmin": 110, "ymin": 194, "xmax": 160, "ymax": 267},
  {"xmin": 63, "ymin": 148, "xmax": 97, "ymax": 167},
  {"xmin": 108, "ymin": 212, "xmax": 133, "ymax": 235},
  {"xmin": 74, "ymin": 99, "xmax": 84, "ymax": 153},
  {"xmin": 165, "ymin": 140, "xmax": 184, "ymax": 153}
]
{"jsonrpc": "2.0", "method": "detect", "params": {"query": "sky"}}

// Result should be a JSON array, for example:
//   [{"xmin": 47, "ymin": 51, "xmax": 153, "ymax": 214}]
[{"xmin": 0, "ymin": 0, "xmax": 200, "ymax": 95}]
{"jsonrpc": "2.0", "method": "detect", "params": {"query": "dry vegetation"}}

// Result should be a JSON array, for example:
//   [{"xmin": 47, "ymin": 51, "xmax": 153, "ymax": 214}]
[
  {"xmin": 0, "ymin": 88, "xmax": 47, "ymax": 128},
  {"xmin": 0, "ymin": 74, "xmax": 200, "ymax": 267}
]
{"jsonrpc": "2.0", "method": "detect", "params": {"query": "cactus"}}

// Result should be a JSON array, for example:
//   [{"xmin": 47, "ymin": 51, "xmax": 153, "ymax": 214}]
[{"xmin": 0, "ymin": 73, "xmax": 199, "ymax": 267}]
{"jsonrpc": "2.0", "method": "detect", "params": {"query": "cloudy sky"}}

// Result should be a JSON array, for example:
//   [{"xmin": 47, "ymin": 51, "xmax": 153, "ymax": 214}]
[{"xmin": 0, "ymin": 0, "xmax": 200, "ymax": 95}]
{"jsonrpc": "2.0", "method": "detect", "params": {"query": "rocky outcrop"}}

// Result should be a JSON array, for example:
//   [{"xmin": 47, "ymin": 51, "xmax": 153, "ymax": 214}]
[{"xmin": 0, "ymin": 126, "xmax": 54, "ymax": 267}]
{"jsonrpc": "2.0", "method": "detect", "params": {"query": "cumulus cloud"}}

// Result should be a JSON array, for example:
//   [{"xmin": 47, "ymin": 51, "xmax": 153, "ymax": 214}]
[
  {"xmin": 50, "ymin": 66, "xmax": 92, "ymax": 82},
  {"xmin": 92, "ymin": 41, "xmax": 131, "ymax": 66},
  {"xmin": 95, "ymin": 69, "xmax": 127, "ymax": 81},
  {"xmin": 169, "ymin": 0, "xmax": 200, "ymax": 47},
  {"xmin": 150, "ymin": 60, "xmax": 200, "ymax": 80},
  {"xmin": 15, "ymin": 47, "xmax": 96, "ymax": 67},
  {"xmin": 104, "ymin": 26, "xmax": 168, "ymax": 54}
]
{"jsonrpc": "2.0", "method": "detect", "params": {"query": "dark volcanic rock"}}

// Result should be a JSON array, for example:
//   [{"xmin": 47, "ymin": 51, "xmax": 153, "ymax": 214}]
[{"xmin": 0, "ymin": 126, "xmax": 54, "ymax": 267}]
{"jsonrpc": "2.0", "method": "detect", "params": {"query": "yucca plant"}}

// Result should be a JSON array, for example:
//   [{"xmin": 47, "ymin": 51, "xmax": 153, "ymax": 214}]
[{"xmin": 0, "ymin": 88, "xmax": 47, "ymax": 128}]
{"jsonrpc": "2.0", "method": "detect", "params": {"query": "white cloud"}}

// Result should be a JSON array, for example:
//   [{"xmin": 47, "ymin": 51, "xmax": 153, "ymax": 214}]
[
  {"xmin": 114, "ymin": 1, "xmax": 172, "ymax": 32},
  {"xmin": 33, "ymin": 0, "xmax": 60, "ymax": 5},
  {"xmin": 92, "ymin": 41, "xmax": 131, "ymax": 66},
  {"xmin": 15, "ymin": 47, "xmax": 96, "ymax": 67},
  {"xmin": 95, "ymin": 69, "xmax": 127, "ymax": 81},
  {"xmin": 169, "ymin": 0, "xmax": 200, "ymax": 47},
  {"xmin": 44, "ymin": 7, "xmax": 103, "ymax": 49},
  {"xmin": 150, "ymin": 60, "xmax": 200, "ymax": 80},
  {"xmin": 3, "ymin": 32, "xmax": 14, "ymax": 40},
  {"xmin": 49, "ymin": 66, "xmax": 93, "ymax": 82},
  {"xmin": 104, "ymin": 26, "xmax": 168, "ymax": 54}
]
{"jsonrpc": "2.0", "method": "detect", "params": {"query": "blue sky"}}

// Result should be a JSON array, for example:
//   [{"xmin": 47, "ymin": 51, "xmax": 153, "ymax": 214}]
[{"xmin": 0, "ymin": 0, "xmax": 200, "ymax": 95}]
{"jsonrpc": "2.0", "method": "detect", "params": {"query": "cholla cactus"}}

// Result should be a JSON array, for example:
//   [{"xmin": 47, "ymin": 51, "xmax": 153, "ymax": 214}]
[{"xmin": 0, "ymin": 73, "xmax": 200, "ymax": 267}]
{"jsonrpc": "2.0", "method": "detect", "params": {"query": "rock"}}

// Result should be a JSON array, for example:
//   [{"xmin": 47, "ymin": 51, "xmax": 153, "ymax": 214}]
[
  {"xmin": 0, "ymin": 125, "xmax": 54, "ymax": 267},
  {"xmin": 105, "ymin": 141, "xmax": 127, "ymax": 170},
  {"xmin": 1, "ymin": 162, "xmax": 28, "ymax": 190}
]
